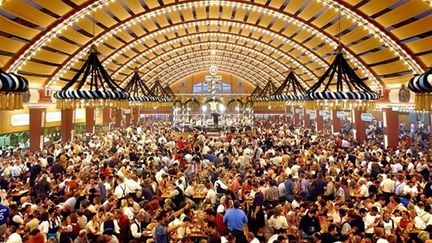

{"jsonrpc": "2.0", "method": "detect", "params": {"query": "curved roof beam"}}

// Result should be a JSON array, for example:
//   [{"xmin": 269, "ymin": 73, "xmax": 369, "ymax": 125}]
[
  {"xmin": 134, "ymin": 53, "xmax": 273, "ymax": 87},
  {"xmin": 153, "ymin": 62, "xmax": 269, "ymax": 89},
  {"xmin": 101, "ymin": 20, "xmax": 328, "ymax": 71},
  {"xmin": 111, "ymin": 33, "xmax": 319, "ymax": 82},
  {"xmin": 6, "ymin": 0, "xmax": 423, "ymax": 80},
  {"xmin": 36, "ymin": 1, "xmax": 382, "ymax": 87},
  {"xmin": 133, "ymin": 52, "xmax": 277, "ymax": 87},
  {"xmin": 131, "ymin": 50, "xmax": 294, "ymax": 87},
  {"xmin": 47, "ymin": 22, "xmax": 324, "ymax": 87},
  {"xmin": 112, "ymin": 41, "xmax": 316, "ymax": 87}
]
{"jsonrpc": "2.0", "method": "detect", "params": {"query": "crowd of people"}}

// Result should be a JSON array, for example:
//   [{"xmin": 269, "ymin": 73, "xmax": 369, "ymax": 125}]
[{"xmin": 0, "ymin": 118, "xmax": 431, "ymax": 243}]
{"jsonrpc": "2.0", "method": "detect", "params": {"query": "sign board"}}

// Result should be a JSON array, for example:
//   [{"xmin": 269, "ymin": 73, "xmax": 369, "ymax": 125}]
[
  {"xmin": 319, "ymin": 110, "xmax": 326, "ymax": 116},
  {"xmin": 285, "ymin": 112, "xmax": 293, "ymax": 116},
  {"xmin": 295, "ymin": 109, "xmax": 301, "ymax": 113},
  {"xmin": 336, "ymin": 111, "xmax": 345, "ymax": 119},
  {"xmin": 360, "ymin": 113, "xmax": 374, "ymax": 122},
  {"xmin": 11, "ymin": 114, "xmax": 29, "ymax": 127},
  {"xmin": 46, "ymin": 111, "xmax": 61, "ymax": 122}
]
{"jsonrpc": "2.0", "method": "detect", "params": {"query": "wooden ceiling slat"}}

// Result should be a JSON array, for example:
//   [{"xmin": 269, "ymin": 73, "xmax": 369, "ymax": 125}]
[
  {"xmin": 6, "ymin": 1, "xmax": 55, "ymax": 28},
  {"xmin": 0, "ymin": 16, "xmax": 40, "ymax": 40},
  {"xmin": 142, "ymin": 0, "xmax": 162, "ymax": 9},
  {"xmin": 297, "ymin": 1, "xmax": 322, "ymax": 21},
  {"xmin": 33, "ymin": 0, "xmax": 72, "ymax": 16},
  {"xmin": 375, "ymin": 1, "xmax": 428, "ymax": 28},
  {"xmin": 124, "ymin": 0, "xmax": 146, "ymax": 15},
  {"xmin": 390, "ymin": 15, "xmax": 432, "ymax": 40},
  {"xmin": 406, "ymin": 35, "xmax": 432, "ymax": 53},
  {"xmin": 0, "ymin": 35, "xmax": 26, "ymax": 53},
  {"xmin": 106, "ymin": 1, "xmax": 132, "ymax": 21},
  {"xmin": 283, "ymin": 0, "xmax": 305, "ymax": 15},
  {"xmin": 359, "ymin": 0, "xmax": 399, "ymax": 16}
]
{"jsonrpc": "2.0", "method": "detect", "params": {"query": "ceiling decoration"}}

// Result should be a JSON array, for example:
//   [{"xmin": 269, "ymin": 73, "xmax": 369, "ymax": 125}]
[
  {"xmin": 53, "ymin": 46, "xmax": 129, "ymax": 109},
  {"xmin": 124, "ymin": 69, "xmax": 157, "ymax": 107},
  {"xmin": 305, "ymin": 48, "xmax": 380, "ymax": 111},
  {"xmin": 408, "ymin": 68, "xmax": 432, "ymax": 110},
  {"xmin": 272, "ymin": 70, "xmax": 308, "ymax": 102},
  {"xmin": 0, "ymin": 0, "xmax": 430, "ymax": 90},
  {"xmin": 0, "ymin": 68, "xmax": 28, "ymax": 110}
]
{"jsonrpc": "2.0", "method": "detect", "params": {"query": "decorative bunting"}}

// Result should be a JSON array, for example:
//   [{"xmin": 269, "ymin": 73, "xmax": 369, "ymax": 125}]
[{"xmin": 0, "ymin": 69, "xmax": 29, "ymax": 110}]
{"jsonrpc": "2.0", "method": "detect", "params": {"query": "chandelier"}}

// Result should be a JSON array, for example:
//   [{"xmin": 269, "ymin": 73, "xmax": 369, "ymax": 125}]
[
  {"xmin": 150, "ymin": 80, "xmax": 174, "ymax": 108},
  {"xmin": 408, "ymin": 68, "xmax": 432, "ymax": 111},
  {"xmin": 0, "ymin": 69, "xmax": 29, "ymax": 110},
  {"xmin": 305, "ymin": 48, "xmax": 380, "ymax": 111},
  {"xmin": 53, "ymin": 45, "xmax": 129, "ymax": 109},
  {"xmin": 271, "ymin": 70, "xmax": 307, "ymax": 108},
  {"xmin": 253, "ymin": 79, "xmax": 277, "ymax": 108},
  {"xmin": 124, "ymin": 69, "xmax": 157, "ymax": 108}
]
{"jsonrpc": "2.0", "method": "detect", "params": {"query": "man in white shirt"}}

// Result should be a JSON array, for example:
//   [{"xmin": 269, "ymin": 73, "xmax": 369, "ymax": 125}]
[
  {"xmin": 205, "ymin": 183, "xmax": 217, "ymax": 205},
  {"xmin": 130, "ymin": 213, "xmax": 145, "ymax": 239},
  {"xmin": 363, "ymin": 207, "xmax": 380, "ymax": 237},
  {"xmin": 114, "ymin": 178, "xmax": 128, "ymax": 200}
]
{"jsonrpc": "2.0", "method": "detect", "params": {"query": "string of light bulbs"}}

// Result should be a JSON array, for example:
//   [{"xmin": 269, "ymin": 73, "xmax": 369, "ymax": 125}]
[{"xmin": 33, "ymin": 1, "xmax": 385, "ymax": 88}]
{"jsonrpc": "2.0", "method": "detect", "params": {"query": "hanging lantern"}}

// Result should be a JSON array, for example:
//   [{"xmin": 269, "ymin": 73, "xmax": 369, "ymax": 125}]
[
  {"xmin": 271, "ymin": 70, "xmax": 308, "ymax": 109},
  {"xmin": 151, "ymin": 80, "xmax": 174, "ymax": 110},
  {"xmin": 124, "ymin": 69, "xmax": 156, "ymax": 108},
  {"xmin": 53, "ymin": 45, "xmax": 129, "ymax": 109},
  {"xmin": 251, "ymin": 79, "xmax": 277, "ymax": 109},
  {"xmin": 305, "ymin": 48, "xmax": 380, "ymax": 111},
  {"xmin": 407, "ymin": 68, "xmax": 432, "ymax": 111},
  {"xmin": 0, "ymin": 69, "xmax": 29, "ymax": 110}
]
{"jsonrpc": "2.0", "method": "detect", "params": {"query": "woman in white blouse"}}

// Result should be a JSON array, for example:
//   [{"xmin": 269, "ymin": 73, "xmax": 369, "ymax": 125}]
[{"xmin": 267, "ymin": 205, "xmax": 288, "ymax": 232}]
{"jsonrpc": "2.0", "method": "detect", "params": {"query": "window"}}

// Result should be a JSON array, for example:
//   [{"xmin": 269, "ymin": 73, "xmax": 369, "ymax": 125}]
[{"xmin": 193, "ymin": 81, "xmax": 231, "ymax": 93}]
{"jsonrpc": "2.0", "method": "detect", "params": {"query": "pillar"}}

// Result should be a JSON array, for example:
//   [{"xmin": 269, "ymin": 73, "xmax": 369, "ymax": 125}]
[
  {"xmin": 85, "ymin": 108, "xmax": 95, "ymax": 133},
  {"xmin": 331, "ymin": 110, "xmax": 341, "ymax": 134},
  {"xmin": 102, "ymin": 108, "xmax": 111, "ymax": 125},
  {"xmin": 383, "ymin": 108, "xmax": 399, "ymax": 149},
  {"xmin": 115, "ymin": 109, "xmax": 122, "ymax": 127},
  {"xmin": 293, "ymin": 107, "xmax": 299, "ymax": 126},
  {"xmin": 125, "ymin": 113, "xmax": 131, "ymax": 127},
  {"xmin": 132, "ymin": 108, "xmax": 139, "ymax": 126},
  {"xmin": 61, "ymin": 109, "xmax": 74, "ymax": 142},
  {"xmin": 316, "ymin": 110, "xmax": 324, "ymax": 131},
  {"xmin": 304, "ymin": 109, "xmax": 311, "ymax": 128},
  {"xmin": 353, "ymin": 110, "xmax": 366, "ymax": 144},
  {"xmin": 29, "ymin": 108, "xmax": 45, "ymax": 152}
]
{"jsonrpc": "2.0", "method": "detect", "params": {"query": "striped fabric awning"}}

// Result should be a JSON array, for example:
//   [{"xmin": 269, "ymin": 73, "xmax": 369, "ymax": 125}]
[
  {"xmin": 408, "ymin": 69, "xmax": 432, "ymax": 93},
  {"xmin": 0, "ymin": 69, "xmax": 29, "ymax": 93}
]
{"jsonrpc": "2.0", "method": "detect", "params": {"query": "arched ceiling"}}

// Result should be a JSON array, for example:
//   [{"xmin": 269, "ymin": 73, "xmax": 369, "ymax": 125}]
[{"xmin": 0, "ymin": 0, "xmax": 431, "ymax": 90}]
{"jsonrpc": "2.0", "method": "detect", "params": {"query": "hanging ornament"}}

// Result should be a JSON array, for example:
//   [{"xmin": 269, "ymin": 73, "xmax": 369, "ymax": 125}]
[
  {"xmin": 408, "ymin": 68, "xmax": 432, "ymax": 111},
  {"xmin": 53, "ymin": 45, "xmax": 129, "ymax": 109},
  {"xmin": 305, "ymin": 48, "xmax": 380, "ymax": 111},
  {"xmin": 0, "ymin": 69, "xmax": 29, "ymax": 110}
]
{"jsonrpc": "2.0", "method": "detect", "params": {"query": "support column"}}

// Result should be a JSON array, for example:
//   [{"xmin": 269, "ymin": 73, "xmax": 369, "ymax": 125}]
[
  {"xmin": 102, "ymin": 108, "xmax": 111, "ymax": 125},
  {"xmin": 132, "ymin": 108, "xmax": 139, "ymax": 126},
  {"xmin": 125, "ymin": 113, "xmax": 132, "ymax": 127},
  {"xmin": 331, "ymin": 110, "xmax": 341, "ymax": 134},
  {"xmin": 383, "ymin": 108, "xmax": 399, "ymax": 149},
  {"xmin": 293, "ymin": 107, "xmax": 299, "ymax": 127},
  {"xmin": 304, "ymin": 109, "xmax": 311, "ymax": 128},
  {"xmin": 29, "ymin": 108, "xmax": 45, "ymax": 152},
  {"xmin": 353, "ymin": 110, "xmax": 366, "ymax": 144},
  {"xmin": 316, "ymin": 110, "xmax": 324, "ymax": 132},
  {"xmin": 115, "ymin": 109, "xmax": 122, "ymax": 127},
  {"xmin": 61, "ymin": 109, "xmax": 74, "ymax": 142},
  {"xmin": 85, "ymin": 108, "xmax": 95, "ymax": 133}
]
